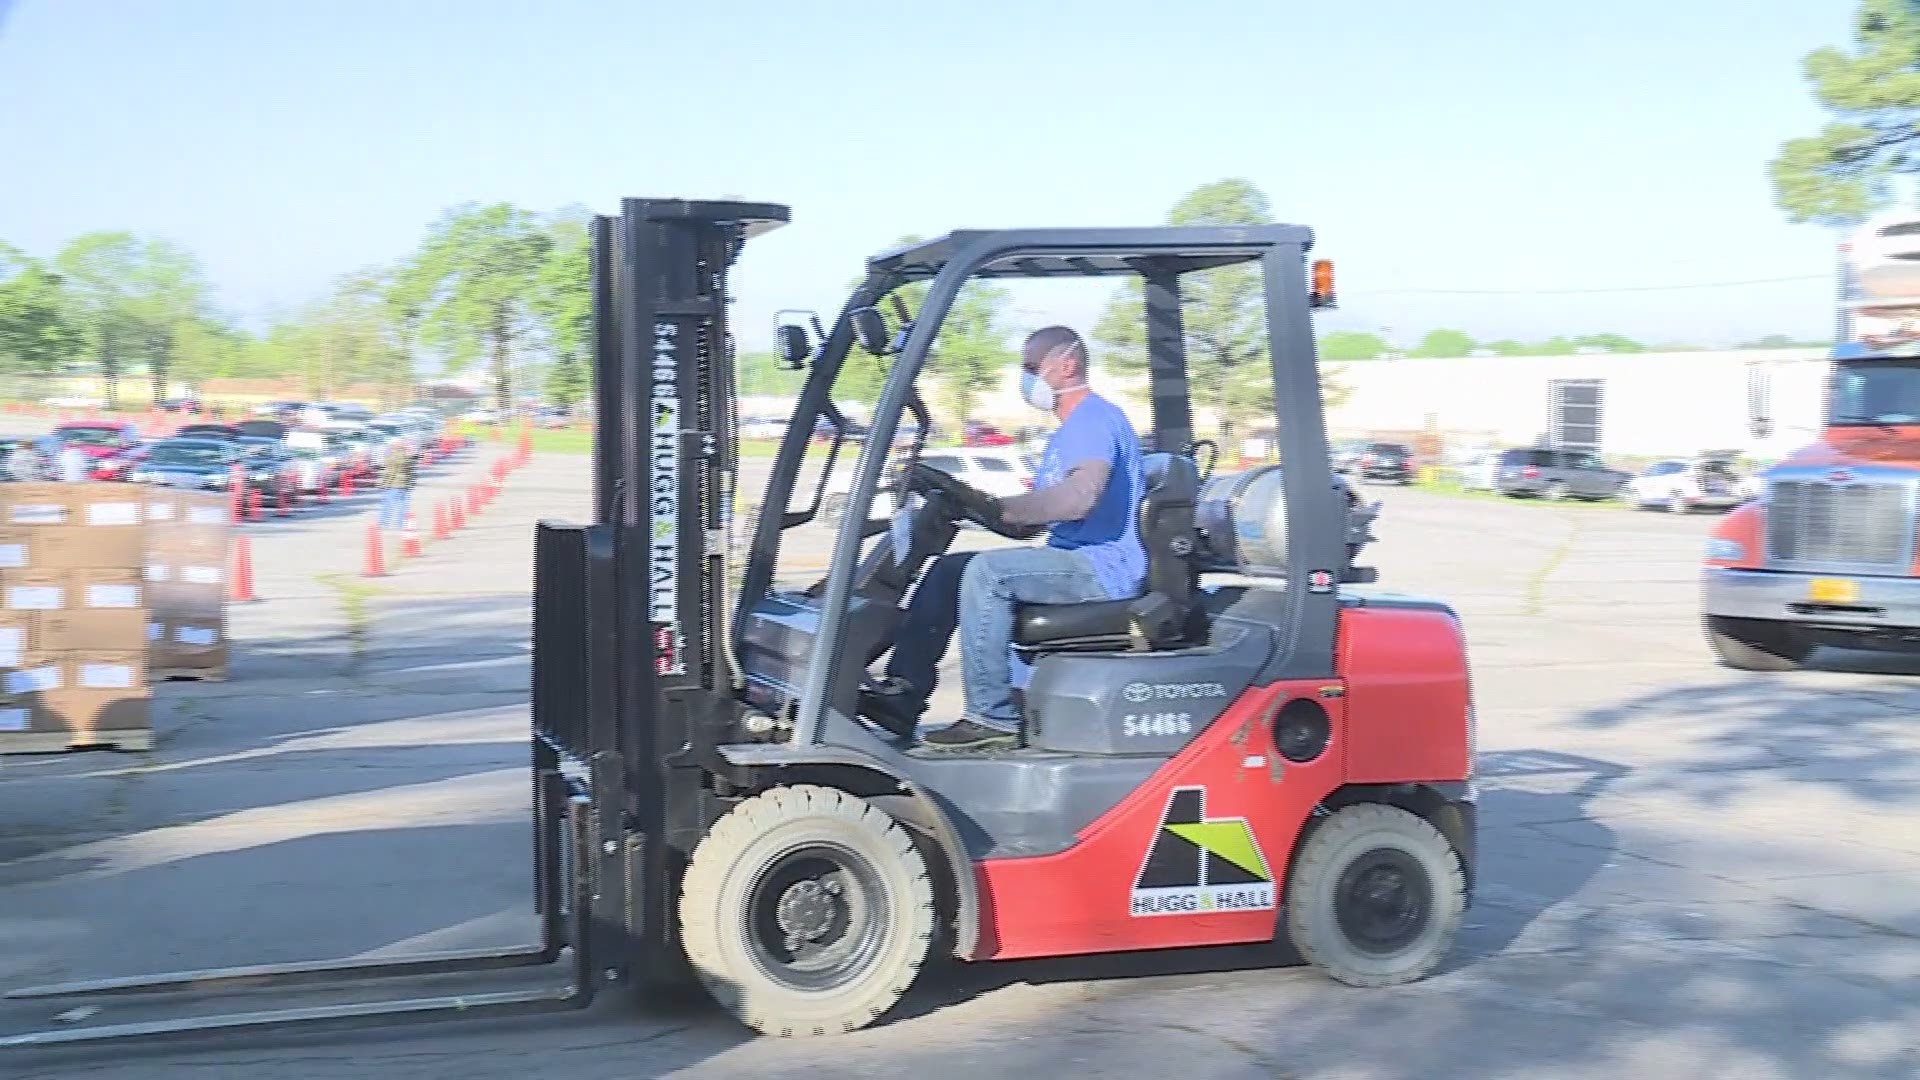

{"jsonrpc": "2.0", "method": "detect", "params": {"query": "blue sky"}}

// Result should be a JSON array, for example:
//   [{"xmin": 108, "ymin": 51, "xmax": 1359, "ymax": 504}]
[{"xmin": 0, "ymin": 0, "xmax": 1858, "ymax": 354}]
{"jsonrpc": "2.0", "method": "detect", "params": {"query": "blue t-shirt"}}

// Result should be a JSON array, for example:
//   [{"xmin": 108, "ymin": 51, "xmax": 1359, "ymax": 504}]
[{"xmin": 1035, "ymin": 393, "xmax": 1147, "ymax": 599}]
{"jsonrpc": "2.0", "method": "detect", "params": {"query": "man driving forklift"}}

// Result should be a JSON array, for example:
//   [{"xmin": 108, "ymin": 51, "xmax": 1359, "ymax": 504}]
[{"xmin": 864, "ymin": 325, "xmax": 1147, "ymax": 751}]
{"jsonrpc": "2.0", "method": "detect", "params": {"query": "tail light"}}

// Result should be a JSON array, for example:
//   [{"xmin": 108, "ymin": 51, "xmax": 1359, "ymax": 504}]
[{"xmin": 1522, "ymin": 465, "xmax": 1540, "ymax": 479}]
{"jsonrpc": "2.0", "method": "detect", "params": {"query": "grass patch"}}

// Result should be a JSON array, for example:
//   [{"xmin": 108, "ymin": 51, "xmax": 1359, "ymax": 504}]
[
  {"xmin": 1411, "ymin": 475, "xmax": 1633, "ymax": 511},
  {"xmin": 315, "ymin": 572, "xmax": 389, "ymax": 660}
]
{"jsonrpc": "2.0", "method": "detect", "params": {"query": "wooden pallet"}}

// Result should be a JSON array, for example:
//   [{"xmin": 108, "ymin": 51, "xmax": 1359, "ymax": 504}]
[
  {"xmin": 0, "ymin": 729, "xmax": 154, "ymax": 754},
  {"xmin": 152, "ymin": 667, "xmax": 228, "ymax": 683}
]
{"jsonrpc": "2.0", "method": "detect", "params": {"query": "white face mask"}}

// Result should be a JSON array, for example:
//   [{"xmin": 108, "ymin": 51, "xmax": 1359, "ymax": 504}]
[{"xmin": 1020, "ymin": 369, "xmax": 1054, "ymax": 412}]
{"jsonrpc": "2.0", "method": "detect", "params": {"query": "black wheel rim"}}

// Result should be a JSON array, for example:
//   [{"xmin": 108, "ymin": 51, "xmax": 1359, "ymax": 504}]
[
  {"xmin": 743, "ymin": 842, "xmax": 888, "ymax": 993},
  {"xmin": 1333, "ymin": 846, "xmax": 1432, "ymax": 956}
]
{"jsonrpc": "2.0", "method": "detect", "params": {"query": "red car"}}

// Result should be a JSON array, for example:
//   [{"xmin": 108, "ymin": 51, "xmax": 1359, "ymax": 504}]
[
  {"xmin": 961, "ymin": 420, "xmax": 1015, "ymax": 447},
  {"xmin": 51, "ymin": 422, "xmax": 142, "ymax": 476}
]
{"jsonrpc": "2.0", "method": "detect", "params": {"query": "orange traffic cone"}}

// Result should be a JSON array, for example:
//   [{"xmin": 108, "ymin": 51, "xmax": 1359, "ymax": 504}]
[
  {"xmin": 229, "ymin": 536, "xmax": 257, "ymax": 602},
  {"xmin": 362, "ymin": 522, "xmax": 386, "ymax": 577},
  {"xmin": 401, "ymin": 513, "xmax": 422, "ymax": 558},
  {"xmin": 451, "ymin": 497, "xmax": 467, "ymax": 531},
  {"xmin": 433, "ymin": 501, "xmax": 449, "ymax": 541}
]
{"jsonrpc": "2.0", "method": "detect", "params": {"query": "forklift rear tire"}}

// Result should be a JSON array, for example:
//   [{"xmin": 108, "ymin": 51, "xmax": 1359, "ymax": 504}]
[
  {"xmin": 1284, "ymin": 803, "xmax": 1465, "ymax": 988},
  {"xmin": 679, "ymin": 784, "xmax": 936, "ymax": 1038}
]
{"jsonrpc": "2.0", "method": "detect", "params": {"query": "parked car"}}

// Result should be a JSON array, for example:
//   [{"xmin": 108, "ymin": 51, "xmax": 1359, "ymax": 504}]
[
  {"xmin": 1455, "ymin": 451, "xmax": 1501, "ymax": 492},
  {"xmin": 1328, "ymin": 438, "xmax": 1371, "ymax": 475},
  {"xmin": 1355, "ymin": 441, "xmax": 1414, "ymax": 484},
  {"xmin": 90, "ymin": 440, "xmax": 151, "ymax": 482},
  {"xmin": 1625, "ymin": 454, "xmax": 1753, "ymax": 513},
  {"xmin": 51, "ymin": 421, "xmax": 142, "ymax": 466},
  {"xmin": 918, "ymin": 449, "xmax": 1035, "ymax": 529},
  {"xmin": 128, "ymin": 438, "xmax": 245, "ymax": 492},
  {"xmin": 1491, "ymin": 447, "xmax": 1630, "ymax": 501},
  {"xmin": 961, "ymin": 421, "xmax": 1015, "ymax": 447},
  {"xmin": 176, "ymin": 422, "xmax": 244, "ymax": 442}
]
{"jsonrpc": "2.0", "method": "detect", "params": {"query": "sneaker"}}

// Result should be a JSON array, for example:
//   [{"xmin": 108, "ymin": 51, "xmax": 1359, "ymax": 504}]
[{"xmin": 919, "ymin": 718, "xmax": 1019, "ymax": 753}]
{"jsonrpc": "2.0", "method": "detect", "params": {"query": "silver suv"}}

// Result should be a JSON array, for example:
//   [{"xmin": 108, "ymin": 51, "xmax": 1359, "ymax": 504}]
[{"xmin": 1493, "ymin": 447, "xmax": 1628, "ymax": 501}]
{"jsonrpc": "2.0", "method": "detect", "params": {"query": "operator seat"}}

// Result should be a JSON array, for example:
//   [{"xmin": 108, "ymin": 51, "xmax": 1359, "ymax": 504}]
[{"xmin": 1012, "ymin": 452, "xmax": 1200, "ymax": 653}]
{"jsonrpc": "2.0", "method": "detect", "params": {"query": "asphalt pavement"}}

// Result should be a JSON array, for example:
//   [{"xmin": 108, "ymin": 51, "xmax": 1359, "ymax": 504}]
[{"xmin": 1, "ymin": 457, "xmax": 1917, "ymax": 1079}]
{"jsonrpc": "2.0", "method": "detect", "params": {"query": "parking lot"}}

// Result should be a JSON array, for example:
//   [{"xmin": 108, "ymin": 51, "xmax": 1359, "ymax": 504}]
[{"xmin": 2, "ymin": 454, "xmax": 1918, "ymax": 1079}]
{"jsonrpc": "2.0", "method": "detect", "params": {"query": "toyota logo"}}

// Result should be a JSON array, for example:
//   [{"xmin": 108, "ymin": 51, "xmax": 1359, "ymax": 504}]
[{"xmin": 1122, "ymin": 683, "xmax": 1153, "ymax": 703}]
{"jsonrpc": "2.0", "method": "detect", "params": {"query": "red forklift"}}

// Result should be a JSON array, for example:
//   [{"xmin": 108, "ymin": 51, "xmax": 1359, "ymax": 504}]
[{"xmin": 1, "ymin": 198, "xmax": 1476, "ymax": 1047}]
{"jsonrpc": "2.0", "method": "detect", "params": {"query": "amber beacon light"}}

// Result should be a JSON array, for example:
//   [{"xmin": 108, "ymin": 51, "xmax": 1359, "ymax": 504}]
[{"xmin": 1310, "ymin": 258, "xmax": 1336, "ymax": 309}]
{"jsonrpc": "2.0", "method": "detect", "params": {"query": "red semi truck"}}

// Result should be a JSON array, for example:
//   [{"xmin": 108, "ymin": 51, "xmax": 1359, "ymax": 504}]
[{"xmin": 1703, "ymin": 214, "xmax": 1920, "ymax": 670}]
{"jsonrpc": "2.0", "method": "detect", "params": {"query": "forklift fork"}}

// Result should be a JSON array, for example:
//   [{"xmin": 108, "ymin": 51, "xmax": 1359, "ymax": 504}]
[{"xmin": 0, "ymin": 744, "xmax": 601, "ymax": 1050}]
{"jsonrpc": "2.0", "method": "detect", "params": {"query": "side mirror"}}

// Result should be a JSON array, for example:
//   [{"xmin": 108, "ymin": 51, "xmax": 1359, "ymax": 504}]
[
  {"xmin": 850, "ymin": 307, "xmax": 891, "ymax": 356},
  {"xmin": 775, "ymin": 324, "xmax": 812, "ymax": 369}
]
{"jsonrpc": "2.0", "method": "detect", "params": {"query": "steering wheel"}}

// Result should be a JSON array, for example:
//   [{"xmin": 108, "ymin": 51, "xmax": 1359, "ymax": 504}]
[{"xmin": 906, "ymin": 462, "xmax": 1041, "ymax": 541}]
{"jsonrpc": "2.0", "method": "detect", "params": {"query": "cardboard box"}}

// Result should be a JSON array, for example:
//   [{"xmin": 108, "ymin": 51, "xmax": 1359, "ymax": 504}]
[
  {"xmin": 172, "ymin": 491, "xmax": 231, "ymax": 527},
  {"xmin": 2, "ymin": 651, "xmax": 64, "ymax": 697},
  {"xmin": 0, "ymin": 528, "xmax": 30, "ymax": 571},
  {"xmin": 156, "ymin": 619, "xmax": 227, "ymax": 672},
  {"xmin": 147, "ymin": 581, "xmax": 224, "ymax": 620},
  {"xmin": 3, "ymin": 571, "xmax": 68, "ymax": 612},
  {"xmin": 73, "ymin": 568, "xmax": 142, "ymax": 610},
  {"xmin": 142, "ymin": 491, "xmax": 181, "ymax": 526},
  {"xmin": 29, "ymin": 525, "xmax": 145, "ymax": 571},
  {"xmin": 36, "ymin": 689, "xmax": 149, "ymax": 736},
  {"xmin": 36, "ymin": 609, "xmax": 148, "ymax": 652},
  {"xmin": 70, "ymin": 483, "xmax": 145, "ymax": 528},
  {"xmin": 0, "ymin": 484, "xmax": 72, "ymax": 527},
  {"xmin": 0, "ymin": 692, "xmax": 32, "ymax": 734},
  {"xmin": 0, "ymin": 613, "xmax": 29, "ymax": 667},
  {"xmin": 148, "ymin": 523, "xmax": 227, "ymax": 563},
  {"xmin": 67, "ymin": 650, "xmax": 146, "ymax": 692}
]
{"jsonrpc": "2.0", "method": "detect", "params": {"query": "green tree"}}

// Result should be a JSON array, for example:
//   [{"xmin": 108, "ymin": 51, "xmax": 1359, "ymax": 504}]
[
  {"xmin": 1484, "ymin": 339, "xmax": 1531, "ymax": 356},
  {"xmin": 1318, "ymin": 330, "xmax": 1388, "ymax": 361},
  {"xmin": 835, "ymin": 236, "xmax": 1017, "ymax": 423},
  {"xmin": 737, "ymin": 350, "xmax": 805, "ymax": 397},
  {"xmin": 545, "ymin": 354, "xmax": 590, "ymax": 407},
  {"xmin": 124, "ymin": 238, "xmax": 214, "ymax": 401},
  {"xmin": 1769, "ymin": 0, "xmax": 1920, "ymax": 224},
  {"xmin": 1409, "ymin": 328, "xmax": 1476, "ymax": 358},
  {"xmin": 0, "ymin": 244, "xmax": 81, "ymax": 377},
  {"xmin": 54, "ymin": 231, "xmax": 143, "ymax": 405},
  {"xmin": 529, "ymin": 210, "xmax": 591, "ymax": 387},
  {"xmin": 1094, "ymin": 178, "xmax": 1347, "ymax": 439},
  {"xmin": 1571, "ymin": 332, "xmax": 1644, "ymax": 354},
  {"xmin": 390, "ymin": 202, "xmax": 552, "ymax": 414}
]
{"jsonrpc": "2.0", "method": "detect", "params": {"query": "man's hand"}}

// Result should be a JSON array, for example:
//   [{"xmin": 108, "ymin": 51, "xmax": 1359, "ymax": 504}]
[{"xmin": 907, "ymin": 462, "xmax": 1043, "ymax": 540}]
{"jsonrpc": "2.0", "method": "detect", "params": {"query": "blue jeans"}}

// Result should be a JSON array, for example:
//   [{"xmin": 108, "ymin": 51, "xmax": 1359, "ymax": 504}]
[
  {"xmin": 380, "ymin": 488, "xmax": 411, "ymax": 529},
  {"xmin": 957, "ymin": 546, "xmax": 1112, "ymax": 733}
]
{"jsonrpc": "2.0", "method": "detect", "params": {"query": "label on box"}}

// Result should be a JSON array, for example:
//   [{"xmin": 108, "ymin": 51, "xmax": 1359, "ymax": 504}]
[
  {"xmin": 185, "ymin": 505, "xmax": 225, "ymax": 525},
  {"xmin": 0, "ymin": 626, "xmax": 21, "ymax": 667},
  {"xmin": 181, "ymin": 565, "xmax": 221, "ymax": 585},
  {"xmin": 145, "ymin": 563, "xmax": 171, "ymax": 582},
  {"xmin": 146, "ymin": 501, "xmax": 176, "ymax": 522},
  {"xmin": 0, "ymin": 707, "xmax": 27, "ymax": 732},
  {"xmin": 148, "ymin": 621, "xmax": 163, "ymax": 642},
  {"xmin": 9, "ymin": 503, "xmax": 65, "ymax": 525},
  {"xmin": 5, "ymin": 665, "xmax": 60, "ymax": 695},
  {"xmin": 86, "ymin": 584, "xmax": 140, "ymax": 609},
  {"xmin": 176, "ymin": 625, "xmax": 218, "ymax": 647},
  {"xmin": 86, "ymin": 501, "xmax": 141, "ymax": 527},
  {"xmin": 7, "ymin": 586, "xmax": 63, "ymax": 611},
  {"xmin": 0, "ymin": 542, "xmax": 24, "ymax": 569},
  {"xmin": 79, "ymin": 663, "xmax": 135, "ymax": 690}
]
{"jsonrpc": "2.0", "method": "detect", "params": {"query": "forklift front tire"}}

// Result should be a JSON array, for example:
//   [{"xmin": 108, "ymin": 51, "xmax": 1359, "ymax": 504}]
[
  {"xmin": 1284, "ymin": 802, "xmax": 1465, "ymax": 988},
  {"xmin": 679, "ymin": 784, "xmax": 935, "ymax": 1038}
]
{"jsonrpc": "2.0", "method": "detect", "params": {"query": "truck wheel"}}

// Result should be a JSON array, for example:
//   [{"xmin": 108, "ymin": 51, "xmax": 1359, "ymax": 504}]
[
  {"xmin": 1667, "ymin": 493, "xmax": 1688, "ymax": 514},
  {"xmin": 1705, "ymin": 616, "xmax": 1812, "ymax": 672},
  {"xmin": 1284, "ymin": 803, "xmax": 1465, "ymax": 988},
  {"xmin": 1544, "ymin": 480, "xmax": 1569, "ymax": 501},
  {"xmin": 679, "ymin": 784, "xmax": 935, "ymax": 1038}
]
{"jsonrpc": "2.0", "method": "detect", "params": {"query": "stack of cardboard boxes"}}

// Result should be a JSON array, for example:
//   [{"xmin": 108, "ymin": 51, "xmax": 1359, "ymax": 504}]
[
  {"xmin": 0, "ymin": 482, "xmax": 232, "ymax": 753},
  {"xmin": 144, "ymin": 489, "xmax": 231, "ymax": 681},
  {"xmin": 0, "ymin": 482, "xmax": 154, "ymax": 752}
]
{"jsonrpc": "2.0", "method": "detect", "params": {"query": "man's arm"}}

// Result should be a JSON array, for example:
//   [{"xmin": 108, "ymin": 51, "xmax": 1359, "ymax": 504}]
[{"xmin": 999, "ymin": 458, "xmax": 1111, "ymax": 526}]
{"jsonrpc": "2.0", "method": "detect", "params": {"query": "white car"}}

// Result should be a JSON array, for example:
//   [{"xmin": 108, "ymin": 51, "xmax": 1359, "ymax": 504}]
[
  {"xmin": 918, "ymin": 448, "xmax": 1035, "ymax": 499},
  {"xmin": 1626, "ymin": 455, "xmax": 1752, "ymax": 513},
  {"xmin": 1455, "ymin": 452, "xmax": 1501, "ymax": 492}
]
